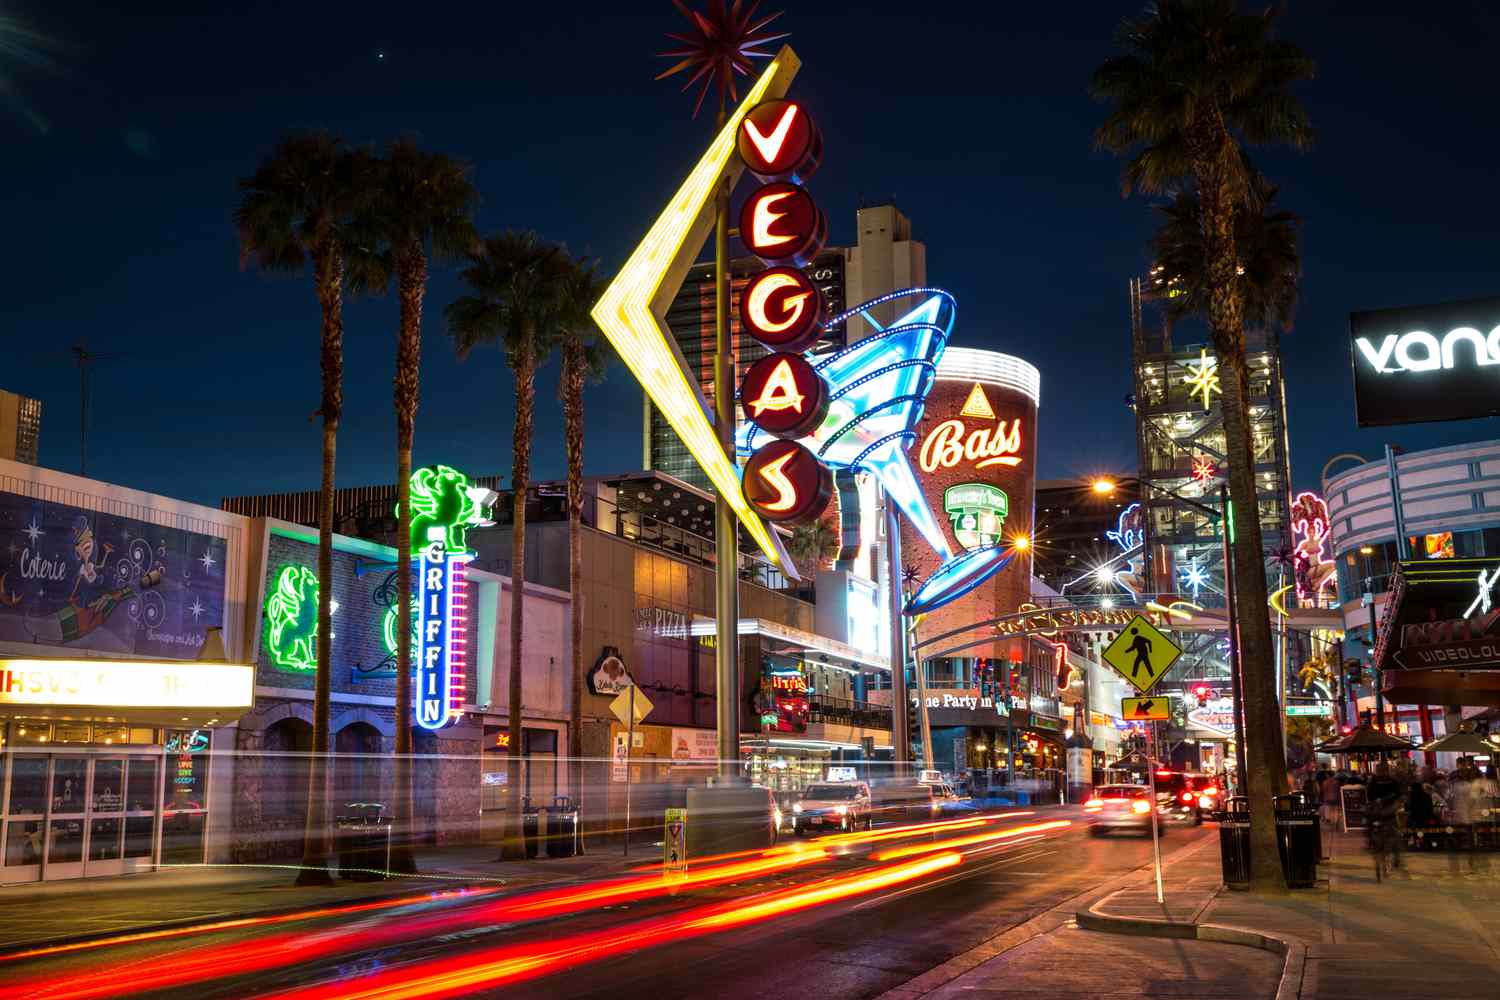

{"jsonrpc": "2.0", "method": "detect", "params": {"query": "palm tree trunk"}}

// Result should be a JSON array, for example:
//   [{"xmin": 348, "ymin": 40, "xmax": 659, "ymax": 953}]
[
  {"xmin": 563, "ymin": 336, "xmax": 586, "ymax": 841},
  {"xmin": 502, "ymin": 328, "xmax": 536, "ymax": 860},
  {"xmin": 390, "ymin": 246, "xmax": 426, "ymax": 874},
  {"xmin": 298, "ymin": 244, "xmax": 342, "ymax": 886},
  {"xmin": 1192, "ymin": 114, "xmax": 1287, "ymax": 893}
]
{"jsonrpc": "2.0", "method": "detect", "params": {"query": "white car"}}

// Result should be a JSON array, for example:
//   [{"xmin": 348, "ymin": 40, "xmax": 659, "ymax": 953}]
[{"xmin": 793, "ymin": 781, "xmax": 872, "ymax": 834}]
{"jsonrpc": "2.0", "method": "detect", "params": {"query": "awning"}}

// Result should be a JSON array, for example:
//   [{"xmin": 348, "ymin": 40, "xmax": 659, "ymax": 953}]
[
  {"xmin": 1315, "ymin": 723, "xmax": 1415, "ymax": 755},
  {"xmin": 1373, "ymin": 558, "xmax": 1500, "ymax": 705}
]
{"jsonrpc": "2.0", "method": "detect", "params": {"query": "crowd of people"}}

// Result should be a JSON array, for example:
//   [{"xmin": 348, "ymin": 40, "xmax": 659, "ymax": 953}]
[{"xmin": 1297, "ymin": 758, "xmax": 1499, "ymax": 874}]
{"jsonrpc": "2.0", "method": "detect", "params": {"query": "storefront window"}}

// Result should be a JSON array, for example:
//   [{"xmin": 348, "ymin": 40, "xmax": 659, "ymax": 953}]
[
  {"xmin": 123, "ymin": 815, "xmax": 155, "ymax": 859},
  {"xmin": 88, "ymin": 818, "xmax": 122, "ymax": 862},
  {"xmin": 11, "ymin": 720, "xmax": 51, "ymax": 745},
  {"xmin": 48, "ymin": 819, "xmax": 83, "ymax": 864},
  {"xmin": 51, "ymin": 758, "xmax": 86, "ymax": 813},
  {"xmin": 126, "ymin": 757, "xmax": 159, "ymax": 813},
  {"xmin": 4, "ymin": 821, "xmax": 42, "ymax": 866},
  {"xmin": 164, "ymin": 730, "xmax": 210, "ymax": 812},
  {"xmin": 160, "ymin": 812, "xmax": 205, "ymax": 864},
  {"xmin": 6, "ymin": 757, "xmax": 46, "ymax": 815},
  {"xmin": 92, "ymin": 760, "xmax": 124, "ymax": 812}
]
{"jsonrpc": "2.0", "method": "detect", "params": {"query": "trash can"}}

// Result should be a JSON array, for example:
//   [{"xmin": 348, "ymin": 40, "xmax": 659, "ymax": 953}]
[
  {"xmin": 1275, "ymin": 793, "xmax": 1319, "ymax": 888},
  {"xmin": 546, "ymin": 796, "xmax": 581, "ymax": 858},
  {"xmin": 335, "ymin": 802, "xmax": 391, "ymax": 880},
  {"xmin": 1217, "ymin": 796, "xmax": 1251, "ymax": 889},
  {"xmin": 521, "ymin": 801, "xmax": 541, "ymax": 859}
]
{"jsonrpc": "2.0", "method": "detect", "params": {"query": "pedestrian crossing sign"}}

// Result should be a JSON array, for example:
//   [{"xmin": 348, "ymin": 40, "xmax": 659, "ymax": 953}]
[{"xmin": 1101, "ymin": 614, "xmax": 1182, "ymax": 694}]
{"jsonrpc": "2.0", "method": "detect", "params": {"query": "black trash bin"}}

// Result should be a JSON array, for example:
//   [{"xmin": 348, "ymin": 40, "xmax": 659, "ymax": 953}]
[
  {"xmin": 335, "ymin": 802, "xmax": 391, "ymax": 880},
  {"xmin": 521, "ymin": 801, "xmax": 541, "ymax": 859},
  {"xmin": 1275, "ymin": 793, "xmax": 1319, "ymax": 888},
  {"xmin": 1218, "ymin": 796, "xmax": 1251, "ymax": 888},
  {"xmin": 546, "ymin": 796, "xmax": 581, "ymax": 858}
]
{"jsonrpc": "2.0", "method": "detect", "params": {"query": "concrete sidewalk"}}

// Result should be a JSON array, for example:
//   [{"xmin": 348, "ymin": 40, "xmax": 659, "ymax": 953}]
[
  {"xmin": 0, "ymin": 836, "xmax": 662, "ymax": 951},
  {"xmin": 1081, "ymin": 827, "xmax": 1500, "ymax": 999}
]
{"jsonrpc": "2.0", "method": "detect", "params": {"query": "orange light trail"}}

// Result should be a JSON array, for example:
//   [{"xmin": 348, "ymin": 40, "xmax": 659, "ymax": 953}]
[
  {"xmin": 263, "ymin": 852, "xmax": 963, "ymax": 1000},
  {"xmin": 870, "ymin": 820, "xmax": 1071, "ymax": 861},
  {"xmin": 0, "ymin": 886, "xmax": 504, "ymax": 964},
  {"xmin": 1, "ymin": 851, "xmax": 831, "ymax": 999}
]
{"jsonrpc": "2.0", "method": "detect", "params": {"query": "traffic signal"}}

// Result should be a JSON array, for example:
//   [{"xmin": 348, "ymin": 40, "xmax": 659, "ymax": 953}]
[{"xmin": 1192, "ymin": 684, "xmax": 1211, "ymax": 701}]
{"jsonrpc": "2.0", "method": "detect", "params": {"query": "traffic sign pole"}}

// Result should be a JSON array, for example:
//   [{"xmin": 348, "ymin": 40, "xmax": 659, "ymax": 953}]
[
  {"xmin": 624, "ymin": 685, "xmax": 636, "ymax": 856},
  {"xmin": 1148, "ymin": 721, "xmax": 1164, "ymax": 904}
]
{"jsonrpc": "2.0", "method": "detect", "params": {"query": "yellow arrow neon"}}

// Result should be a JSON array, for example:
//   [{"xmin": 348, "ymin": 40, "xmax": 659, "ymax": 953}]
[{"xmin": 590, "ymin": 50, "xmax": 800, "ymax": 567}]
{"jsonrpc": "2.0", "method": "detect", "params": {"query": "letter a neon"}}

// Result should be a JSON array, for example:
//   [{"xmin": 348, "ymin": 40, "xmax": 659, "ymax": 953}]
[{"xmin": 749, "ymin": 358, "xmax": 807, "ymax": 416}]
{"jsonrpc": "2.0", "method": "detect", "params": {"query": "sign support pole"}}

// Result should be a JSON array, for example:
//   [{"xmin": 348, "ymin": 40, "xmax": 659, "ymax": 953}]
[
  {"xmin": 886, "ymin": 502, "xmax": 911, "ymax": 776},
  {"xmin": 1148, "ymin": 720, "xmax": 1164, "ymax": 904},
  {"xmin": 712, "ymin": 113, "xmax": 742, "ymax": 783},
  {"xmin": 1221, "ymin": 485, "xmax": 1248, "ymax": 795},
  {"xmin": 624, "ymin": 684, "xmax": 636, "ymax": 857}
]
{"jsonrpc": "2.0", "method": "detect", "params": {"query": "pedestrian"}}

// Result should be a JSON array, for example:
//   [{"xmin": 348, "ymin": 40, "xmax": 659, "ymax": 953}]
[
  {"xmin": 1301, "ymin": 770, "xmax": 1318, "ymax": 806},
  {"xmin": 1368, "ymin": 763, "xmax": 1403, "ymax": 870},
  {"xmin": 1447, "ymin": 766, "xmax": 1481, "ymax": 875},
  {"xmin": 1320, "ymin": 769, "xmax": 1341, "ymax": 826}
]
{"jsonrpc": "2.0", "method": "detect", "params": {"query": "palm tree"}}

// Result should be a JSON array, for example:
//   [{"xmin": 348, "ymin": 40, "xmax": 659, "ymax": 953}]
[
  {"xmin": 555, "ymin": 258, "xmax": 609, "ymax": 824},
  {"xmin": 1093, "ymin": 0, "xmax": 1314, "ymax": 892},
  {"xmin": 447, "ymin": 231, "xmax": 565, "ymax": 859},
  {"xmin": 363, "ymin": 138, "xmax": 478, "ymax": 871},
  {"xmin": 235, "ymin": 132, "xmax": 372, "ymax": 885},
  {"xmin": 786, "ymin": 518, "xmax": 839, "ymax": 571}
]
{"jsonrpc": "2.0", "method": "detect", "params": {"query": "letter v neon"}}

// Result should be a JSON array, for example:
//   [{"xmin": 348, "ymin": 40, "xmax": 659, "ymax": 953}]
[
  {"xmin": 1355, "ymin": 335, "xmax": 1399, "ymax": 373},
  {"xmin": 744, "ymin": 104, "xmax": 799, "ymax": 165}
]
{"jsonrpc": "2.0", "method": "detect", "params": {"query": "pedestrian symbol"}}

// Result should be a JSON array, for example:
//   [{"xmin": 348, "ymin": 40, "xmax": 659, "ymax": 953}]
[
  {"xmin": 1101, "ymin": 614, "xmax": 1182, "ymax": 694},
  {"xmin": 664, "ymin": 807, "xmax": 688, "ymax": 873}
]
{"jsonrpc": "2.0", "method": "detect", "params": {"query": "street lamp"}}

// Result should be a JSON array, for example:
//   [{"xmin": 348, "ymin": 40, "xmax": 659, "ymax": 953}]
[{"xmin": 1091, "ymin": 478, "xmax": 1116, "ymax": 495}]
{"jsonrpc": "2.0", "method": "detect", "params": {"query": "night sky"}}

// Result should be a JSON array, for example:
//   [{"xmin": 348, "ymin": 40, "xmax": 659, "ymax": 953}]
[{"xmin": 4, "ymin": 2, "xmax": 1498, "ymax": 507}]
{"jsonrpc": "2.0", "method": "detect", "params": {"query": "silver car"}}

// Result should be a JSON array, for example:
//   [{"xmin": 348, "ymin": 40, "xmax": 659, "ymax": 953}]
[
  {"xmin": 792, "ymin": 781, "xmax": 872, "ymax": 834},
  {"xmin": 1085, "ymin": 784, "xmax": 1164, "ymax": 837}
]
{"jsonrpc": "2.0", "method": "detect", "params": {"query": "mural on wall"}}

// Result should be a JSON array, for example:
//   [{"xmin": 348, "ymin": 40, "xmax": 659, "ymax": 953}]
[{"xmin": 0, "ymin": 491, "xmax": 227, "ymax": 657}]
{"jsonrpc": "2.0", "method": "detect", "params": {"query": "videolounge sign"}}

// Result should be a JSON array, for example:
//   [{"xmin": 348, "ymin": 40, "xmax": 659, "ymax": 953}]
[{"xmin": 1350, "ymin": 296, "xmax": 1500, "ymax": 427}]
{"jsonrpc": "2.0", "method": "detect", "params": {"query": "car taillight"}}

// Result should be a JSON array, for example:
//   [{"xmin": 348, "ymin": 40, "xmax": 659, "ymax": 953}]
[
  {"xmin": 1084, "ymin": 798, "xmax": 1103, "ymax": 810},
  {"xmin": 1199, "ymin": 795, "xmax": 1214, "ymax": 809},
  {"xmin": 1131, "ymin": 799, "xmax": 1151, "ymax": 815},
  {"xmin": 1181, "ymin": 791, "xmax": 1194, "ymax": 803}
]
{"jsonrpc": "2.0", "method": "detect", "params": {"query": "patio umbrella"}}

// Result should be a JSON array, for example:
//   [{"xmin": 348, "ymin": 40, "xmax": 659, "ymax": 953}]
[
  {"xmin": 1315, "ymin": 723, "xmax": 1415, "ymax": 756},
  {"xmin": 1419, "ymin": 729, "xmax": 1500, "ymax": 754}
]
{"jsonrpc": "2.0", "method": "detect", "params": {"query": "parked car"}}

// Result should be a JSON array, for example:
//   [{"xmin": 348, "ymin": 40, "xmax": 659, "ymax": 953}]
[
  {"xmin": 1084, "ymin": 784, "xmax": 1164, "ymax": 837},
  {"xmin": 792, "ymin": 781, "xmax": 872, "ymax": 834},
  {"xmin": 929, "ymin": 781, "xmax": 977, "ymax": 816}
]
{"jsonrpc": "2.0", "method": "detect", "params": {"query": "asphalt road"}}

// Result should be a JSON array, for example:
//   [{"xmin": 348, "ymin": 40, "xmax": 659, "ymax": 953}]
[{"xmin": 1, "ymin": 809, "xmax": 1216, "ymax": 1000}]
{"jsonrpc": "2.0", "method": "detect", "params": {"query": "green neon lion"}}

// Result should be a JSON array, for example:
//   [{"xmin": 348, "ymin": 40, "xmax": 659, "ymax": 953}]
[
  {"xmin": 265, "ymin": 564, "xmax": 319, "ymax": 671},
  {"xmin": 402, "ymin": 465, "xmax": 482, "ymax": 551}
]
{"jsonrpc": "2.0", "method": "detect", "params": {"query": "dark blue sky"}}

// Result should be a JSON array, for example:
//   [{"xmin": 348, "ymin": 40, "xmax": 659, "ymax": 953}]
[{"xmin": 4, "ymin": 2, "xmax": 1498, "ymax": 506}]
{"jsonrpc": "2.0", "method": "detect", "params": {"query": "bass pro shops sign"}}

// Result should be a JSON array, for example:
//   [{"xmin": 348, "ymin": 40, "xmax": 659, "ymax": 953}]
[{"xmin": 1351, "ymin": 296, "xmax": 1500, "ymax": 427}]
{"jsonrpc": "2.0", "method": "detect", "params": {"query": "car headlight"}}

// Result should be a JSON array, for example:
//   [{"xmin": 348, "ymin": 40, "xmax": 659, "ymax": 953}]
[
  {"xmin": 792, "ymin": 803, "xmax": 803, "ymax": 814},
  {"xmin": 835, "ymin": 804, "xmax": 848, "ymax": 815},
  {"xmin": 1199, "ymin": 796, "xmax": 1213, "ymax": 810}
]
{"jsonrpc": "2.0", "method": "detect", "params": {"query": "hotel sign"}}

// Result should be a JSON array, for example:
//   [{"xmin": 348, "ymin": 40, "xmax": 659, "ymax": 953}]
[
  {"xmin": 0, "ymin": 659, "xmax": 253, "ymax": 709},
  {"xmin": 1350, "ymin": 296, "xmax": 1500, "ymax": 427}
]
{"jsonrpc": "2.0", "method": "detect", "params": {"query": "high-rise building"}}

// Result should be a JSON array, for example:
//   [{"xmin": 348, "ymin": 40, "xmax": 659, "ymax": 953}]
[
  {"xmin": 645, "ymin": 203, "xmax": 924, "ymax": 489},
  {"xmin": 0, "ymin": 390, "xmax": 41, "ymax": 465},
  {"xmin": 1033, "ymin": 476, "xmax": 1142, "ymax": 593},
  {"xmin": 1129, "ymin": 275, "xmax": 1292, "ymax": 606}
]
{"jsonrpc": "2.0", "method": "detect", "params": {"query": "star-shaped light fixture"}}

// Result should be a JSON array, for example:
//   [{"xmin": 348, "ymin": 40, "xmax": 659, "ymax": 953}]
[
  {"xmin": 1191, "ymin": 455, "xmax": 1217, "ymax": 483},
  {"xmin": 1182, "ymin": 349, "xmax": 1221, "ymax": 411},
  {"xmin": 657, "ymin": 0, "xmax": 789, "ymax": 118},
  {"xmin": 1180, "ymin": 559, "xmax": 1211, "ymax": 600}
]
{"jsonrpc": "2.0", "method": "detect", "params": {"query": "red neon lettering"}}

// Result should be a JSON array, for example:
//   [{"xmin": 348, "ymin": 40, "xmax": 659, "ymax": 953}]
[{"xmin": 744, "ymin": 104, "xmax": 799, "ymax": 165}]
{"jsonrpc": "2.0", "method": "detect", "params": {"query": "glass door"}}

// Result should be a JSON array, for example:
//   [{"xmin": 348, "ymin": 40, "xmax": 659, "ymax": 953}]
[
  {"xmin": 2, "ymin": 754, "xmax": 47, "ymax": 884},
  {"xmin": 44, "ymin": 757, "xmax": 88, "ymax": 880},
  {"xmin": 85, "ymin": 757, "xmax": 127, "ymax": 876}
]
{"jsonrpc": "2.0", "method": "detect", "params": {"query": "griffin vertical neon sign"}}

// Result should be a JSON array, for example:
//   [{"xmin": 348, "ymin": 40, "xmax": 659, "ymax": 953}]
[{"xmin": 400, "ymin": 465, "xmax": 496, "ymax": 731}]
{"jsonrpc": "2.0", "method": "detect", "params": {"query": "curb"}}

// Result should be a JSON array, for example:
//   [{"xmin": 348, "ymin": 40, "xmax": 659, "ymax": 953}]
[
  {"xmin": 874, "ymin": 831, "xmax": 1221, "ymax": 999},
  {"xmin": 1076, "ymin": 894, "xmax": 1306, "ymax": 1000}
]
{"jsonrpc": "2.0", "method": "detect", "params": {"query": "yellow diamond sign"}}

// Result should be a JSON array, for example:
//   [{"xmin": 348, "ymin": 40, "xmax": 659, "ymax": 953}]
[{"xmin": 1101, "ymin": 614, "xmax": 1183, "ymax": 695}]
